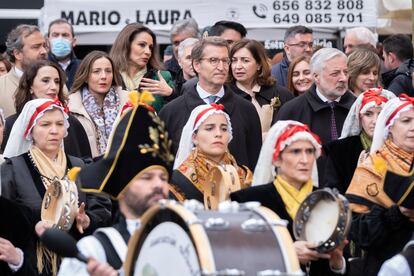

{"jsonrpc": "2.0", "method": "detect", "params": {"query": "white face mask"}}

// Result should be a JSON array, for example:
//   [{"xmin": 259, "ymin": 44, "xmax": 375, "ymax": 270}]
[{"xmin": 50, "ymin": 37, "xmax": 72, "ymax": 58}]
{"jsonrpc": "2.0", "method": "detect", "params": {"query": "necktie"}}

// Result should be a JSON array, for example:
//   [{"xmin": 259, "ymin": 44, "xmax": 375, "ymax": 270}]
[
  {"xmin": 329, "ymin": 102, "xmax": 338, "ymax": 141},
  {"xmin": 207, "ymin": 95, "xmax": 218, "ymax": 104}
]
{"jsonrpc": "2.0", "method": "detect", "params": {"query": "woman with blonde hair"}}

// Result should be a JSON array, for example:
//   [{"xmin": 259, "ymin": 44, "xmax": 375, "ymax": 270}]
[{"xmin": 348, "ymin": 47, "xmax": 381, "ymax": 97}]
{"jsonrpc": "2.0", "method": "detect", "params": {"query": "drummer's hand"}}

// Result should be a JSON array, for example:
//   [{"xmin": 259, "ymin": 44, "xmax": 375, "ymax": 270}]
[
  {"xmin": 294, "ymin": 241, "xmax": 330, "ymax": 264},
  {"xmin": 399, "ymin": 206, "xmax": 414, "ymax": 222},
  {"xmin": 87, "ymin": 257, "xmax": 118, "ymax": 276},
  {"xmin": 328, "ymin": 239, "xmax": 348, "ymax": 270},
  {"xmin": 76, "ymin": 202, "xmax": 90, "ymax": 234},
  {"xmin": 35, "ymin": 221, "xmax": 53, "ymax": 237}
]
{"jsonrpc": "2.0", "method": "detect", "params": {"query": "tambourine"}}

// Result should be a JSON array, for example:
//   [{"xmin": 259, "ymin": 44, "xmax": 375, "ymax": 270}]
[
  {"xmin": 41, "ymin": 178, "xmax": 79, "ymax": 231},
  {"xmin": 293, "ymin": 188, "xmax": 351, "ymax": 253},
  {"xmin": 204, "ymin": 164, "xmax": 241, "ymax": 210}
]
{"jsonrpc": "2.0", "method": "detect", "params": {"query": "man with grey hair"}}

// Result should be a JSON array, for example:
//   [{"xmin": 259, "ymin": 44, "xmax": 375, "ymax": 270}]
[
  {"xmin": 165, "ymin": 18, "xmax": 199, "ymax": 80},
  {"xmin": 174, "ymin": 37, "xmax": 199, "ymax": 95},
  {"xmin": 271, "ymin": 25, "xmax": 313, "ymax": 87},
  {"xmin": 277, "ymin": 47, "xmax": 355, "ymax": 184},
  {"xmin": 0, "ymin": 24, "xmax": 47, "ymax": 117},
  {"xmin": 343, "ymin": 27, "xmax": 377, "ymax": 55},
  {"xmin": 277, "ymin": 48, "xmax": 355, "ymax": 145},
  {"xmin": 160, "ymin": 37, "xmax": 262, "ymax": 170}
]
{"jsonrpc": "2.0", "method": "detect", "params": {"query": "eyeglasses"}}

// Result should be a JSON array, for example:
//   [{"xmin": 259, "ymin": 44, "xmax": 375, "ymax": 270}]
[
  {"xmin": 287, "ymin": 42, "xmax": 314, "ymax": 49},
  {"xmin": 200, "ymin": 57, "xmax": 231, "ymax": 67}
]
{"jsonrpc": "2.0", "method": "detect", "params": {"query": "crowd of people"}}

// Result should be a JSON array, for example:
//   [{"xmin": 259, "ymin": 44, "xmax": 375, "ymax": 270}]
[{"xmin": 0, "ymin": 16, "xmax": 414, "ymax": 276}]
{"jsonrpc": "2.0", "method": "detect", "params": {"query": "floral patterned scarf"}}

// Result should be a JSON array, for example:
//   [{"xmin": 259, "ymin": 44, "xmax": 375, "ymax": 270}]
[{"xmin": 82, "ymin": 87, "xmax": 120, "ymax": 154}]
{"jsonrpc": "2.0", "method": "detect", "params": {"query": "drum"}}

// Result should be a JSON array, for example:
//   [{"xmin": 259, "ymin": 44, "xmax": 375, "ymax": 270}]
[
  {"xmin": 204, "ymin": 165, "xmax": 241, "ymax": 210},
  {"xmin": 41, "ymin": 178, "xmax": 79, "ymax": 231},
  {"xmin": 293, "ymin": 188, "xmax": 351, "ymax": 253},
  {"xmin": 124, "ymin": 200, "xmax": 303, "ymax": 276}
]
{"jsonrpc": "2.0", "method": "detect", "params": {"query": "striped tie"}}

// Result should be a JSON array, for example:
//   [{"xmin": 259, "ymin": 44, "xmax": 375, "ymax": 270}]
[{"xmin": 329, "ymin": 102, "xmax": 338, "ymax": 141}]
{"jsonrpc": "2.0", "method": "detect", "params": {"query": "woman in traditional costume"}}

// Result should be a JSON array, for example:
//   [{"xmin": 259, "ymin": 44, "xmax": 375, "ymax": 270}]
[
  {"xmin": 169, "ymin": 103, "xmax": 252, "ymax": 203},
  {"xmin": 231, "ymin": 120, "xmax": 347, "ymax": 275},
  {"xmin": 324, "ymin": 87, "xmax": 395, "ymax": 194},
  {"xmin": 346, "ymin": 94, "xmax": 414, "ymax": 276}
]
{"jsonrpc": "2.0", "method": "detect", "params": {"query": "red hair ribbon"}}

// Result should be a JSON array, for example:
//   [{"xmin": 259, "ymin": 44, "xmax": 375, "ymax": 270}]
[
  {"xmin": 385, "ymin": 93, "xmax": 414, "ymax": 126},
  {"xmin": 272, "ymin": 124, "xmax": 321, "ymax": 161},
  {"xmin": 24, "ymin": 98, "xmax": 68, "ymax": 138},
  {"xmin": 193, "ymin": 103, "xmax": 225, "ymax": 129},
  {"xmin": 360, "ymin": 87, "xmax": 388, "ymax": 112}
]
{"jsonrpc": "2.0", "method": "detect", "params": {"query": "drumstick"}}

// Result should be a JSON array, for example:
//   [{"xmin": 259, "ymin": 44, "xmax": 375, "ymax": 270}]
[{"xmin": 40, "ymin": 228, "xmax": 88, "ymax": 263}]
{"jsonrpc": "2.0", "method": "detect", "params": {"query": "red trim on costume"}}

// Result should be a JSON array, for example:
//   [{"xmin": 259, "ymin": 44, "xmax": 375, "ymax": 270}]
[
  {"xmin": 24, "ymin": 98, "xmax": 68, "ymax": 138},
  {"xmin": 193, "ymin": 103, "xmax": 225, "ymax": 128},
  {"xmin": 273, "ymin": 124, "xmax": 321, "ymax": 161},
  {"xmin": 360, "ymin": 87, "xmax": 388, "ymax": 112},
  {"xmin": 386, "ymin": 94, "xmax": 414, "ymax": 126}
]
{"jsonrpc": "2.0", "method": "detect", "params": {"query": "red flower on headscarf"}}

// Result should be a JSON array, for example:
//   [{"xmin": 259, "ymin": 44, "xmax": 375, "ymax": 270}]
[
  {"xmin": 386, "ymin": 93, "xmax": 414, "ymax": 126},
  {"xmin": 193, "ymin": 103, "xmax": 225, "ymax": 128},
  {"xmin": 272, "ymin": 124, "xmax": 321, "ymax": 161},
  {"xmin": 24, "ymin": 98, "xmax": 68, "ymax": 138},
  {"xmin": 360, "ymin": 87, "xmax": 388, "ymax": 112}
]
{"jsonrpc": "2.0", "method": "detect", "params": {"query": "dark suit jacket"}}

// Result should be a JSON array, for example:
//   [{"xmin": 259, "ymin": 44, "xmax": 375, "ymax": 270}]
[
  {"xmin": 228, "ymin": 82, "xmax": 294, "ymax": 126},
  {"xmin": 323, "ymin": 136, "xmax": 364, "ymax": 194},
  {"xmin": 231, "ymin": 183, "xmax": 345, "ymax": 276},
  {"xmin": 159, "ymin": 82, "xmax": 262, "ymax": 170},
  {"xmin": 276, "ymin": 85, "xmax": 356, "ymax": 184}
]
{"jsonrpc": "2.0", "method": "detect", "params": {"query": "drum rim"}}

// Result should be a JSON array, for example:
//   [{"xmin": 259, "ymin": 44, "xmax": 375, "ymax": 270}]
[
  {"xmin": 254, "ymin": 205, "xmax": 302, "ymax": 274},
  {"xmin": 293, "ymin": 188, "xmax": 351, "ymax": 253},
  {"xmin": 124, "ymin": 201, "xmax": 216, "ymax": 276}
]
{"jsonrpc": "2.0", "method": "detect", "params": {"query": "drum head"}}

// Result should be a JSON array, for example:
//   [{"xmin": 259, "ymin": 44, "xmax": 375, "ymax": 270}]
[
  {"xmin": 134, "ymin": 221, "xmax": 200, "ymax": 275},
  {"xmin": 125, "ymin": 202, "xmax": 214, "ymax": 276},
  {"xmin": 303, "ymin": 200, "xmax": 339, "ymax": 245}
]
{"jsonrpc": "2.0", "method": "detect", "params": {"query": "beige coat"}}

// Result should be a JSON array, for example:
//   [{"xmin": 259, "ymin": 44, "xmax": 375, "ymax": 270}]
[
  {"xmin": 68, "ymin": 87, "xmax": 128, "ymax": 157},
  {"xmin": 0, "ymin": 68, "xmax": 20, "ymax": 117}
]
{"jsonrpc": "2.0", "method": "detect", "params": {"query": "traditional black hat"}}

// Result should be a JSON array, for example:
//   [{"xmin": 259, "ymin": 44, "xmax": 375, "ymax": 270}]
[{"xmin": 78, "ymin": 104, "xmax": 174, "ymax": 199}]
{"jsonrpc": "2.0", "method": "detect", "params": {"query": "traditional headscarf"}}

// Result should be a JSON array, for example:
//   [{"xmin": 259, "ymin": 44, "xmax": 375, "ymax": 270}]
[
  {"xmin": 340, "ymin": 87, "xmax": 395, "ymax": 139},
  {"xmin": 3, "ymin": 98, "xmax": 69, "ymax": 158},
  {"xmin": 252, "ymin": 120, "xmax": 321, "ymax": 186},
  {"xmin": 173, "ymin": 104, "xmax": 233, "ymax": 169},
  {"xmin": 370, "ymin": 94, "xmax": 414, "ymax": 154}
]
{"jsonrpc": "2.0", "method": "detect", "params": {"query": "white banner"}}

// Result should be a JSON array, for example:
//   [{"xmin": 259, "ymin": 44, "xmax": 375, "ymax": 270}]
[{"xmin": 41, "ymin": 0, "xmax": 378, "ymax": 33}]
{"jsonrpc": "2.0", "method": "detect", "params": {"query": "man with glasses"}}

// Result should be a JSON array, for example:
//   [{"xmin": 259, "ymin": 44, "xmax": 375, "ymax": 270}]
[
  {"xmin": 160, "ymin": 37, "xmax": 262, "ymax": 170},
  {"xmin": 271, "ymin": 25, "xmax": 313, "ymax": 87}
]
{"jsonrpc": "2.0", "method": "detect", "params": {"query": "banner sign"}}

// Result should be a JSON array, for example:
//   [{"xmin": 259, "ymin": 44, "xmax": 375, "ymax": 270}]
[{"xmin": 41, "ymin": 0, "xmax": 377, "ymax": 33}]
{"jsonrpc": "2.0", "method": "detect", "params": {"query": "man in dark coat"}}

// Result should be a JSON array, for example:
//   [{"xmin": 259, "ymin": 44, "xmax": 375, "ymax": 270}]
[
  {"xmin": 271, "ymin": 25, "xmax": 313, "ymax": 87},
  {"xmin": 277, "ymin": 48, "xmax": 355, "ymax": 183},
  {"xmin": 381, "ymin": 34, "xmax": 413, "ymax": 89},
  {"xmin": 47, "ymin": 19, "xmax": 81, "ymax": 90},
  {"xmin": 159, "ymin": 37, "xmax": 262, "ymax": 171},
  {"xmin": 165, "ymin": 18, "xmax": 199, "ymax": 81}
]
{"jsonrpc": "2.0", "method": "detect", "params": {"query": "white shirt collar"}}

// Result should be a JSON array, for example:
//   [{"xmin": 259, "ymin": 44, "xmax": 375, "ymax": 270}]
[
  {"xmin": 316, "ymin": 87, "xmax": 341, "ymax": 103},
  {"xmin": 14, "ymin": 67, "xmax": 24, "ymax": 78},
  {"xmin": 59, "ymin": 60, "xmax": 71, "ymax": 71},
  {"xmin": 125, "ymin": 218, "xmax": 141, "ymax": 235},
  {"xmin": 196, "ymin": 83, "xmax": 225, "ymax": 104}
]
